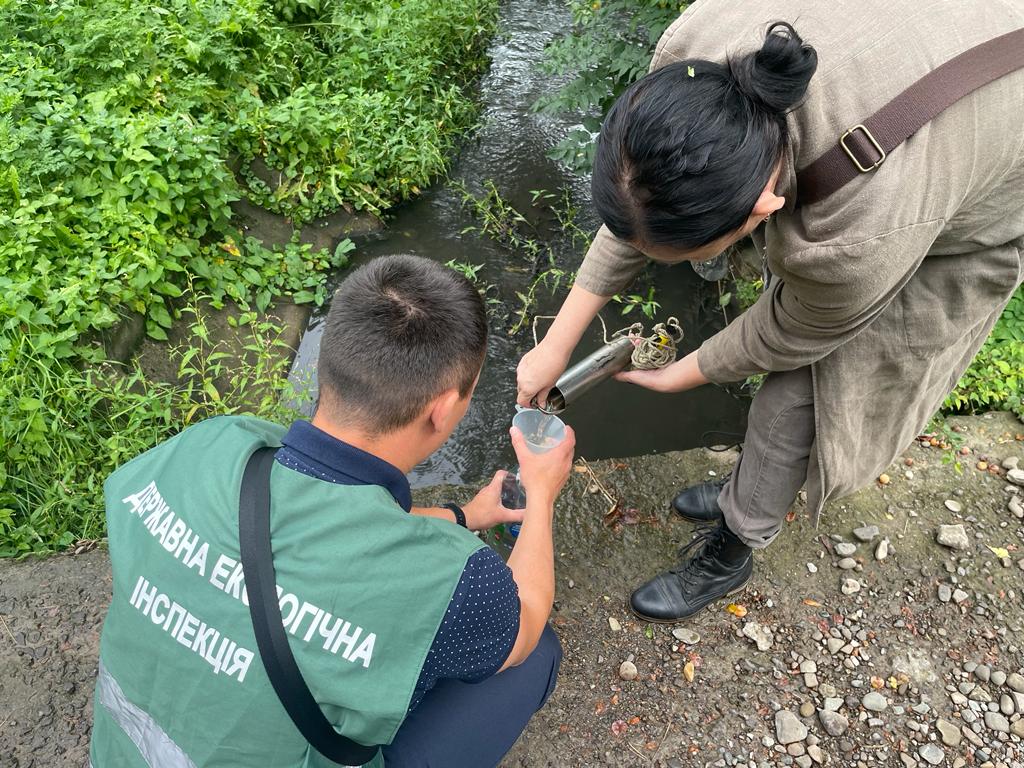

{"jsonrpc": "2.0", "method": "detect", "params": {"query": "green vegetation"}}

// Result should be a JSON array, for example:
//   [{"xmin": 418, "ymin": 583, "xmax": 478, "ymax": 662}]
[
  {"xmin": 1, "ymin": 0, "xmax": 498, "ymax": 555},
  {"xmin": 943, "ymin": 287, "xmax": 1024, "ymax": 419},
  {"xmin": 536, "ymin": 0, "xmax": 684, "ymax": 169}
]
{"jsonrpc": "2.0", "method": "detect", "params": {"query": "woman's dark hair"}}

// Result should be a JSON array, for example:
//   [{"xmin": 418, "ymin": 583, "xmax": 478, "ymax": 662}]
[
  {"xmin": 317, "ymin": 255, "xmax": 488, "ymax": 433},
  {"xmin": 592, "ymin": 22, "xmax": 817, "ymax": 250}
]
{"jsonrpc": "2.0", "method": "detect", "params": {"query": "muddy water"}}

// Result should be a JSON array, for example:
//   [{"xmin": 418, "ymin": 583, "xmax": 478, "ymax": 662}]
[{"xmin": 290, "ymin": 0, "xmax": 748, "ymax": 487}]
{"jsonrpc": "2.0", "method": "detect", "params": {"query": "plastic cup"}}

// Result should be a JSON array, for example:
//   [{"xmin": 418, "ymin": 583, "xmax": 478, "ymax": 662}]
[{"xmin": 512, "ymin": 407, "xmax": 567, "ymax": 454}]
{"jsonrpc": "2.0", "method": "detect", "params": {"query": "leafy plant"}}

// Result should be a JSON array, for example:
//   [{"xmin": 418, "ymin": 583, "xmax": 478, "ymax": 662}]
[{"xmin": 536, "ymin": 1, "xmax": 684, "ymax": 170}]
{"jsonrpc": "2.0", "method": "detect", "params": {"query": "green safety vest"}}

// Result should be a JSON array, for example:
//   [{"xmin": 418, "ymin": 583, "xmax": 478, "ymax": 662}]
[{"xmin": 90, "ymin": 415, "xmax": 486, "ymax": 767}]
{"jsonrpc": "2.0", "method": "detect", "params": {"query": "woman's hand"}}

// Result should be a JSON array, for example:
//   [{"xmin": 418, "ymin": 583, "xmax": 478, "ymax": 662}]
[
  {"xmin": 613, "ymin": 351, "xmax": 710, "ymax": 394},
  {"xmin": 516, "ymin": 342, "xmax": 571, "ymax": 409},
  {"xmin": 461, "ymin": 471, "xmax": 522, "ymax": 531}
]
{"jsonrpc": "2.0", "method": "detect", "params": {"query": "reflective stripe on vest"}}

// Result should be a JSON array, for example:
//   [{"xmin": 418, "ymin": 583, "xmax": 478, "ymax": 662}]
[{"xmin": 97, "ymin": 659, "xmax": 197, "ymax": 768}]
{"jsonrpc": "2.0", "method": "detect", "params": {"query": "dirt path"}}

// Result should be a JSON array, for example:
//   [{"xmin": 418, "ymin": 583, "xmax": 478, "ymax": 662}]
[{"xmin": 3, "ymin": 414, "xmax": 1023, "ymax": 767}]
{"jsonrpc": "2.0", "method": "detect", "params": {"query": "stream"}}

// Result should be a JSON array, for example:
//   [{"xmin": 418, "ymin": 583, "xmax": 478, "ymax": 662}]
[{"xmin": 289, "ymin": 0, "xmax": 749, "ymax": 488}]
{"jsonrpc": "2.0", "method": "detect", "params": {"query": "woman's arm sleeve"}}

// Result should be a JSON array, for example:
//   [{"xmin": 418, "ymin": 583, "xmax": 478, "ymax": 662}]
[
  {"xmin": 697, "ymin": 220, "xmax": 944, "ymax": 383},
  {"xmin": 574, "ymin": 224, "xmax": 648, "ymax": 297}
]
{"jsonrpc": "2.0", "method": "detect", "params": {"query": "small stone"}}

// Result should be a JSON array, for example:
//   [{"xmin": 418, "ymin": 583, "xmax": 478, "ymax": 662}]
[
  {"xmin": 878, "ymin": 474, "xmax": 890, "ymax": 485},
  {"xmin": 818, "ymin": 709, "xmax": 849, "ymax": 737},
  {"xmin": 799, "ymin": 660, "xmax": 817, "ymax": 674},
  {"xmin": 1002, "ymin": 456, "xmax": 1020, "ymax": 470},
  {"xmin": 936, "ymin": 718, "xmax": 961, "ymax": 746},
  {"xmin": 875, "ymin": 539, "xmax": 889, "ymax": 560},
  {"xmin": 944, "ymin": 499, "xmax": 963, "ymax": 513},
  {"xmin": 862, "ymin": 691, "xmax": 888, "ymax": 712},
  {"xmin": 806, "ymin": 562, "xmax": 818, "ymax": 574},
  {"xmin": 618, "ymin": 660, "xmax": 638, "ymax": 681},
  {"xmin": 990, "ymin": 670, "xmax": 1006, "ymax": 687},
  {"xmin": 795, "ymin": 757, "xmax": 812, "ymax": 768},
  {"xmin": 937, "ymin": 524, "xmax": 970, "ymax": 550},
  {"xmin": 899, "ymin": 752, "xmax": 917, "ymax": 768},
  {"xmin": 742, "ymin": 621, "xmax": 774, "ymax": 651},
  {"xmin": 953, "ymin": 589, "xmax": 969, "ymax": 603},
  {"xmin": 800, "ymin": 701, "xmax": 815, "ymax": 718},
  {"xmin": 1011, "ymin": 719, "xmax": 1024, "ymax": 738},
  {"xmin": 1010, "ymin": 496, "xmax": 1024, "ymax": 518},
  {"xmin": 838, "ymin": 557, "xmax": 858, "ymax": 570},
  {"xmin": 826, "ymin": 638, "xmax": 844, "ymax": 654},
  {"xmin": 608, "ymin": 617, "xmax": 622, "ymax": 632},
  {"xmin": 671, "ymin": 627, "xmax": 700, "ymax": 645},
  {"xmin": 976, "ymin": 460, "xmax": 988, "ymax": 471},
  {"xmin": 807, "ymin": 744, "xmax": 824, "ymax": 765},
  {"xmin": 918, "ymin": 744, "xmax": 945, "ymax": 766},
  {"xmin": 938, "ymin": 584, "xmax": 952, "ymax": 603},
  {"xmin": 853, "ymin": 525, "xmax": 880, "ymax": 542},
  {"xmin": 835, "ymin": 542, "xmax": 857, "ymax": 557},
  {"xmin": 1007, "ymin": 672, "xmax": 1024, "ymax": 692},
  {"xmin": 1006, "ymin": 467, "xmax": 1024, "ymax": 486},
  {"xmin": 999, "ymin": 693, "xmax": 1014, "ymax": 715},
  {"xmin": 841, "ymin": 578, "xmax": 861, "ymax": 595},
  {"xmin": 803, "ymin": 673, "xmax": 819, "ymax": 688},
  {"xmin": 823, "ymin": 697, "xmax": 843, "ymax": 711},
  {"xmin": 975, "ymin": 664, "xmax": 991, "ymax": 683},
  {"xmin": 775, "ymin": 710, "xmax": 809, "ymax": 745},
  {"xmin": 983, "ymin": 711, "xmax": 1009, "ymax": 733}
]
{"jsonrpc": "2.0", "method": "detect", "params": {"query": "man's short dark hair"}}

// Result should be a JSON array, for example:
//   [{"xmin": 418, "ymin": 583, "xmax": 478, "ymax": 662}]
[{"xmin": 316, "ymin": 255, "xmax": 488, "ymax": 433}]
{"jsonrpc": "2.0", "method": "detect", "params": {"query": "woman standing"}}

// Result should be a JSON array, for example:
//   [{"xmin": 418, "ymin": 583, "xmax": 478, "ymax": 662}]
[{"xmin": 517, "ymin": 0, "xmax": 1024, "ymax": 622}]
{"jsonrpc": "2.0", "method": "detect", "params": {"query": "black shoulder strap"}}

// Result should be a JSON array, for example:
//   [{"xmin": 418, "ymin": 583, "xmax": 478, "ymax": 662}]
[{"xmin": 238, "ymin": 447, "xmax": 379, "ymax": 767}]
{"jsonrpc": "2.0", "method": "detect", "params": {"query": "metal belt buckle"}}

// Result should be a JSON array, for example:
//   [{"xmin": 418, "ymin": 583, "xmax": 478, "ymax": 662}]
[{"xmin": 839, "ymin": 124, "xmax": 886, "ymax": 173}]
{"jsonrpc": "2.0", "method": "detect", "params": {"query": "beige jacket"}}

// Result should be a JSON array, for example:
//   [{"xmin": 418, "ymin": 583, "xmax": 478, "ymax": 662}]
[{"xmin": 575, "ymin": 0, "xmax": 1024, "ymax": 518}]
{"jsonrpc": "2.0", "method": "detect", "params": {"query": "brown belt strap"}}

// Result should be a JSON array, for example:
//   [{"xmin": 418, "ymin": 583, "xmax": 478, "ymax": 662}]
[{"xmin": 796, "ymin": 27, "xmax": 1024, "ymax": 207}]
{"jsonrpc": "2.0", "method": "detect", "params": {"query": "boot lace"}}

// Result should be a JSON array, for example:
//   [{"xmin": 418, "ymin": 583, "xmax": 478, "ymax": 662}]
[{"xmin": 668, "ymin": 523, "xmax": 726, "ymax": 579}]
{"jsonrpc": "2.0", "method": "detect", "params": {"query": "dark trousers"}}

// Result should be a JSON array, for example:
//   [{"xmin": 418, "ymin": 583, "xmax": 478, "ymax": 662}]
[{"xmin": 381, "ymin": 624, "xmax": 562, "ymax": 767}]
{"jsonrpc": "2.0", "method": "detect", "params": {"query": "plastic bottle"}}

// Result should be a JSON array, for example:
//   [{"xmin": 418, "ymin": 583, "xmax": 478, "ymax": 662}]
[{"xmin": 500, "ymin": 468, "xmax": 527, "ymax": 542}]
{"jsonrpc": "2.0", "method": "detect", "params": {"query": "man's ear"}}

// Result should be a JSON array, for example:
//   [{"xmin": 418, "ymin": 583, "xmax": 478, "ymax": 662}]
[{"xmin": 427, "ymin": 389, "xmax": 462, "ymax": 434}]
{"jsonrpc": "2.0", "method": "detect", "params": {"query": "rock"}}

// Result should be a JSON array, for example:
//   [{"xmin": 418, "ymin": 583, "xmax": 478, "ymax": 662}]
[
  {"xmin": 823, "ymin": 697, "xmax": 843, "ymax": 711},
  {"xmin": 899, "ymin": 752, "xmax": 917, "ymax": 768},
  {"xmin": 918, "ymin": 744, "xmax": 945, "ymax": 766},
  {"xmin": 1011, "ymin": 719, "xmax": 1024, "ymax": 738},
  {"xmin": 1007, "ymin": 672, "xmax": 1024, "ymax": 692},
  {"xmin": 936, "ymin": 718, "xmax": 961, "ymax": 746},
  {"xmin": 952, "ymin": 588, "xmax": 969, "ymax": 603},
  {"xmin": 799, "ymin": 701, "xmax": 815, "ymax": 718},
  {"xmin": 1006, "ymin": 467, "xmax": 1024, "ymax": 486},
  {"xmin": 990, "ymin": 670, "xmax": 1006, "ymax": 687},
  {"xmin": 775, "ymin": 710, "xmax": 808, "ymax": 745},
  {"xmin": 835, "ymin": 542, "xmax": 857, "ymax": 557},
  {"xmin": 937, "ymin": 524, "xmax": 970, "ymax": 550},
  {"xmin": 1009, "ymin": 496, "xmax": 1024, "ymax": 518},
  {"xmin": 938, "ymin": 584, "xmax": 952, "ymax": 603},
  {"xmin": 671, "ymin": 627, "xmax": 700, "ymax": 645},
  {"xmin": 807, "ymin": 744, "xmax": 824, "ymax": 765},
  {"xmin": 618, "ymin": 660, "xmax": 638, "ymax": 681},
  {"xmin": 983, "ymin": 711, "xmax": 1009, "ymax": 733},
  {"xmin": 1002, "ymin": 456, "xmax": 1020, "ymax": 470},
  {"xmin": 806, "ymin": 562, "xmax": 818, "ymax": 574},
  {"xmin": 818, "ymin": 709, "xmax": 849, "ymax": 737},
  {"xmin": 999, "ymin": 693, "xmax": 1014, "ymax": 715},
  {"xmin": 838, "ymin": 557, "xmax": 858, "ymax": 570},
  {"xmin": 799, "ymin": 660, "xmax": 817, "ymax": 674},
  {"xmin": 862, "ymin": 691, "xmax": 888, "ymax": 712},
  {"xmin": 841, "ymin": 578, "xmax": 861, "ymax": 595},
  {"xmin": 742, "ymin": 622, "xmax": 774, "ymax": 651},
  {"xmin": 875, "ymin": 539, "xmax": 889, "ymax": 560},
  {"xmin": 944, "ymin": 499, "xmax": 963, "ymax": 513},
  {"xmin": 827, "ymin": 638, "xmax": 844, "ymax": 654},
  {"xmin": 853, "ymin": 525, "xmax": 880, "ymax": 542},
  {"xmin": 795, "ymin": 757, "xmax": 812, "ymax": 768},
  {"xmin": 975, "ymin": 664, "xmax": 990, "ymax": 682},
  {"xmin": 608, "ymin": 617, "xmax": 622, "ymax": 632}
]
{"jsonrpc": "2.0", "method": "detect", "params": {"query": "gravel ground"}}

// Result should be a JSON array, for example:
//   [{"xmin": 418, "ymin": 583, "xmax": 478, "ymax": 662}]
[{"xmin": 3, "ymin": 413, "xmax": 1023, "ymax": 767}]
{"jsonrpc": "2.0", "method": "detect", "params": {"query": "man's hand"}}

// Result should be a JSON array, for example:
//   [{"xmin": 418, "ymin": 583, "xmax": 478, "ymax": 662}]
[
  {"xmin": 612, "ymin": 351, "xmax": 709, "ymax": 394},
  {"xmin": 512, "ymin": 424, "xmax": 575, "ymax": 508},
  {"xmin": 461, "ymin": 471, "xmax": 523, "ymax": 532}
]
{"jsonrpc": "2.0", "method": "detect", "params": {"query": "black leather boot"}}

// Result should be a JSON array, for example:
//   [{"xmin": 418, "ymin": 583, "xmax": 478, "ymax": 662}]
[
  {"xmin": 670, "ymin": 477, "xmax": 727, "ymax": 523},
  {"xmin": 629, "ymin": 520, "xmax": 752, "ymax": 622}
]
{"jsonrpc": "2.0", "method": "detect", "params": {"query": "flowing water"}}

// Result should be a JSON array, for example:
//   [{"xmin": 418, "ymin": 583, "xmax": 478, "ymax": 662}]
[{"xmin": 289, "ymin": 0, "xmax": 749, "ymax": 487}]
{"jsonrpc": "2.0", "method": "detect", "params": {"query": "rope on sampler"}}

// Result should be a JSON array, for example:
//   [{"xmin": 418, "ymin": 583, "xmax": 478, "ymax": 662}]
[{"xmin": 531, "ymin": 315, "xmax": 684, "ymax": 371}]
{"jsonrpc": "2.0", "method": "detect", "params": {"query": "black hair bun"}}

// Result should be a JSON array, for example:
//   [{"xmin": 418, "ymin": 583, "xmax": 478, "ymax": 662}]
[{"xmin": 731, "ymin": 21, "xmax": 818, "ymax": 114}]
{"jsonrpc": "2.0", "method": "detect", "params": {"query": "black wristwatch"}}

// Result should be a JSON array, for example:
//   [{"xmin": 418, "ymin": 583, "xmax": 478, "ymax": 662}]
[{"xmin": 441, "ymin": 502, "xmax": 468, "ymax": 528}]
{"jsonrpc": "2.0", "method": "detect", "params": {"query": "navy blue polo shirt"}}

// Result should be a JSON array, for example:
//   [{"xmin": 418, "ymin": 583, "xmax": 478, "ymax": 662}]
[{"xmin": 275, "ymin": 420, "xmax": 520, "ymax": 710}]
